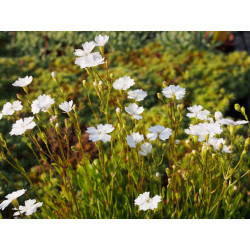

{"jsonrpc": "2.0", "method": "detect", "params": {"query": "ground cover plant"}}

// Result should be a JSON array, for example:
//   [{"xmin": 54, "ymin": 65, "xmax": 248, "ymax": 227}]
[{"xmin": 0, "ymin": 33, "xmax": 249, "ymax": 219}]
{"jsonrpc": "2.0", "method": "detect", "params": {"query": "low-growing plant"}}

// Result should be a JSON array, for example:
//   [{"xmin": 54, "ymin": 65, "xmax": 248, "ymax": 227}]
[{"xmin": 0, "ymin": 35, "xmax": 249, "ymax": 219}]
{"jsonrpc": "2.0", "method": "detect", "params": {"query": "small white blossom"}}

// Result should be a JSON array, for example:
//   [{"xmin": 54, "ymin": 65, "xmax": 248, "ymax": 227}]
[
  {"xmin": 13, "ymin": 199, "xmax": 43, "ymax": 216},
  {"xmin": 10, "ymin": 117, "xmax": 36, "ymax": 136},
  {"xmin": 0, "ymin": 189, "xmax": 26, "ymax": 210},
  {"xmin": 113, "ymin": 76, "xmax": 135, "ymax": 90},
  {"xmin": 127, "ymin": 89, "xmax": 148, "ymax": 101},
  {"xmin": 116, "ymin": 107, "xmax": 121, "ymax": 113},
  {"xmin": 31, "ymin": 94, "xmax": 55, "ymax": 114},
  {"xmin": 86, "ymin": 124, "xmax": 115, "ymax": 143},
  {"xmin": 2, "ymin": 101, "xmax": 23, "ymax": 116},
  {"xmin": 59, "ymin": 100, "xmax": 75, "ymax": 113},
  {"xmin": 218, "ymin": 118, "xmax": 249, "ymax": 126},
  {"xmin": 186, "ymin": 105, "xmax": 210, "ymax": 120},
  {"xmin": 134, "ymin": 192, "xmax": 161, "ymax": 211},
  {"xmin": 125, "ymin": 103, "xmax": 144, "ymax": 120},
  {"xmin": 233, "ymin": 186, "xmax": 237, "ymax": 190},
  {"xmin": 75, "ymin": 52, "xmax": 105, "ymax": 68},
  {"xmin": 74, "ymin": 41, "xmax": 96, "ymax": 57},
  {"xmin": 94, "ymin": 35, "xmax": 109, "ymax": 46},
  {"xmin": 126, "ymin": 132, "xmax": 144, "ymax": 148},
  {"xmin": 139, "ymin": 142, "xmax": 152, "ymax": 156},
  {"xmin": 12, "ymin": 76, "xmax": 32, "ymax": 87},
  {"xmin": 147, "ymin": 125, "xmax": 172, "ymax": 141},
  {"xmin": 175, "ymin": 139, "xmax": 180, "ymax": 144},
  {"xmin": 162, "ymin": 85, "xmax": 186, "ymax": 100},
  {"xmin": 156, "ymin": 172, "xmax": 160, "ymax": 178},
  {"xmin": 214, "ymin": 111, "xmax": 223, "ymax": 120}
]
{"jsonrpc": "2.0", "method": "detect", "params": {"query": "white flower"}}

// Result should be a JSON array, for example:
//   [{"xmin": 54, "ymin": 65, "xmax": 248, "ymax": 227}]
[
  {"xmin": 162, "ymin": 85, "xmax": 186, "ymax": 100},
  {"xmin": 116, "ymin": 107, "xmax": 121, "ymax": 113},
  {"xmin": 113, "ymin": 76, "xmax": 135, "ymax": 90},
  {"xmin": 134, "ymin": 192, "xmax": 161, "ymax": 211},
  {"xmin": 185, "ymin": 122, "xmax": 223, "ymax": 141},
  {"xmin": 218, "ymin": 118, "xmax": 249, "ymax": 126},
  {"xmin": 94, "ymin": 35, "xmax": 109, "ymax": 46},
  {"xmin": 126, "ymin": 132, "xmax": 144, "ymax": 148},
  {"xmin": 75, "ymin": 52, "xmax": 105, "ymax": 68},
  {"xmin": 214, "ymin": 111, "xmax": 223, "ymax": 120},
  {"xmin": 59, "ymin": 100, "xmax": 75, "ymax": 113},
  {"xmin": 2, "ymin": 101, "xmax": 23, "ymax": 115},
  {"xmin": 207, "ymin": 137, "xmax": 231, "ymax": 154},
  {"xmin": 127, "ymin": 89, "xmax": 148, "ymax": 101},
  {"xmin": 156, "ymin": 172, "xmax": 160, "ymax": 178},
  {"xmin": 12, "ymin": 76, "xmax": 32, "ymax": 87},
  {"xmin": 186, "ymin": 105, "xmax": 210, "ymax": 120},
  {"xmin": 147, "ymin": 125, "xmax": 172, "ymax": 141},
  {"xmin": 175, "ymin": 139, "xmax": 180, "ymax": 144},
  {"xmin": 139, "ymin": 142, "xmax": 152, "ymax": 156},
  {"xmin": 0, "ymin": 189, "xmax": 26, "ymax": 210},
  {"xmin": 13, "ymin": 199, "xmax": 43, "ymax": 216},
  {"xmin": 31, "ymin": 94, "xmax": 55, "ymax": 114},
  {"xmin": 86, "ymin": 124, "xmax": 114, "ymax": 143},
  {"xmin": 10, "ymin": 117, "xmax": 36, "ymax": 136},
  {"xmin": 74, "ymin": 41, "xmax": 96, "ymax": 57},
  {"xmin": 125, "ymin": 103, "xmax": 144, "ymax": 120}
]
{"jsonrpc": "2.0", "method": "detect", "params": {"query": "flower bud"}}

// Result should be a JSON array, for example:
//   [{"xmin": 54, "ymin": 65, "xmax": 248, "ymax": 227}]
[
  {"xmin": 175, "ymin": 139, "xmax": 180, "ymax": 145},
  {"xmin": 116, "ymin": 107, "xmax": 121, "ymax": 114},
  {"xmin": 165, "ymin": 168, "xmax": 170, "ymax": 174},
  {"xmin": 234, "ymin": 103, "xmax": 241, "ymax": 112},
  {"xmin": 219, "ymin": 143, "xmax": 224, "ymax": 151},
  {"xmin": 157, "ymin": 93, "xmax": 163, "ymax": 100},
  {"xmin": 229, "ymin": 125, "xmax": 235, "ymax": 136},
  {"xmin": 51, "ymin": 72, "xmax": 56, "ymax": 79},
  {"xmin": 110, "ymin": 73, "xmax": 113, "ymax": 79},
  {"xmin": 244, "ymin": 138, "xmax": 250, "ymax": 147},
  {"xmin": 16, "ymin": 94, "xmax": 23, "ymax": 101},
  {"xmin": 172, "ymin": 165, "xmax": 176, "ymax": 170},
  {"xmin": 163, "ymin": 81, "xmax": 167, "ymax": 87},
  {"xmin": 241, "ymin": 149, "xmax": 247, "ymax": 157},
  {"xmin": 49, "ymin": 115, "xmax": 57, "ymax": 124},
  {"xmin": 162, "ymin": 143, "xmax": 167, "ymax": 149},
  {"xmin": 192, "ymin": 150, "xmax": 197, "ymax": 156},
  {"xmin": 82, "ymin": 80, "xmax": 86, "ymax": 87},
  {"xmin": 93, "ymin": 81, "xmax": 97, "ymax": 86},
  {"xmin": 71, "ymin": 146, "xmax": 80, "ymax": 152},
  {"xmin": 241, "ymin": 107, "xmax": 246, "ymax": 116},
  {"xmin": 156, "ymin": 172, "xmax": 160, "ymax": 178}
]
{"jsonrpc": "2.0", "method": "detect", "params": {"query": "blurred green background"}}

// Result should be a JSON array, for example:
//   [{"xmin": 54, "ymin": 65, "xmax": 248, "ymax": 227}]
[{"xmin": 0, "ymin": 31, "xmax": 250, "ymax": 212}]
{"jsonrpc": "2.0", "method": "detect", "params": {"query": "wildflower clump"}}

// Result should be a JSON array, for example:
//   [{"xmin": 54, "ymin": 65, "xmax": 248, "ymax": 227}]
[{"xmin": 0, "ymin": 34, "xmax": 249, "ymax": 219}]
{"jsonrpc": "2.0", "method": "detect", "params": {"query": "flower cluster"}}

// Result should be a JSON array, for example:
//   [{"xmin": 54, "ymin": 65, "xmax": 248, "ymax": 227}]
[
  {"xmin": 185, "ymin": 106, "xmax": 249, "ymax": 153},
  {"xmin": 0, "ymin": 189, "xmax": 42, "ymax": 217},
  {"xmin": 74, "ymin": 35, "xmax": 108, "ymax": 69}
]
